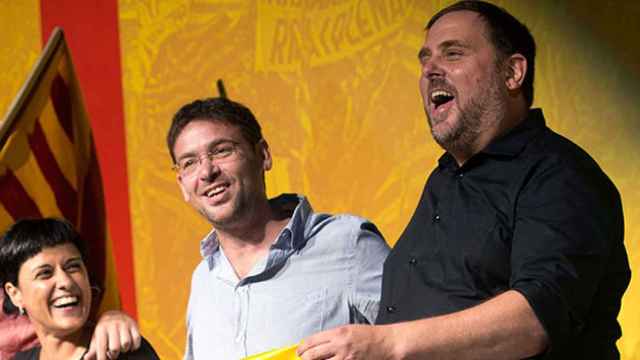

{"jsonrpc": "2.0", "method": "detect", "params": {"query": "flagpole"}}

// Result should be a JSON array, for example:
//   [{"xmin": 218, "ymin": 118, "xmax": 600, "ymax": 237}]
[{"xmin": 217, "ymin": 78, "xmax": 228, "ymax": 98}]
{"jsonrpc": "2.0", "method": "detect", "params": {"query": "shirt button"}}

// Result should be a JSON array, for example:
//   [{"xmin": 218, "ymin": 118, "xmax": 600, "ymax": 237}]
[
  {"xmin": 433, "ymin": 214, "xmax": 441, "ymax": 223},
  {"xmin": 386, "ymin": 306, "xmax": 396, "ymax": 313},
  {"xmin": 408, "ymin": 257, "xmax": 417, "ymax": 265}
]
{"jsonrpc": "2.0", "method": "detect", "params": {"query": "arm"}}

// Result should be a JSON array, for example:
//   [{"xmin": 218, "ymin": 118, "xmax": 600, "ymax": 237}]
[
  {"xmin": 298, "ymin": 219, "xmax": 544, "ymax": 359},
  {"xmin": 391, "ymin": 290, "xmax": 547, "ymax": 358},
  {"xmin": 350, "ymin": 221, "xmax": 390, "ymax": 324},
  {"xmin": 85, "ymin": 310, "xmax": 141, "ymax": 360},
  {"xmin": 298, "ymin": 290, "xmax": 547, "ymax": 360},
  {"xmin": 0, "ymin": 293, "xmax": 38, "ymax": 359}
]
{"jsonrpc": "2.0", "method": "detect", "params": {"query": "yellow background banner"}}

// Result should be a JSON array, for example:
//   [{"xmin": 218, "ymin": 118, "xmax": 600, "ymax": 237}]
[{"xmin": 2, "ymin": 1, "xmax": 639, "ymax": 359}]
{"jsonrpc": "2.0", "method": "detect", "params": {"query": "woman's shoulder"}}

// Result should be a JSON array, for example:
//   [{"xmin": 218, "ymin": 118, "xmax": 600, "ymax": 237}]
[
  {"xmin": 12, "ymin": 346, "xmax": 41, "ymax": 360},
  {"xmin": 119, "ymin": 337, "xmax": 160, "ymax": 360}
]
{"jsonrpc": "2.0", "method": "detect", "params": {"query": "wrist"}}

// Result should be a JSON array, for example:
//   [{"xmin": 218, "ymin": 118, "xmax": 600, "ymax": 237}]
[{"xmin": 378, "ymin": 324, "xmax": 405, "ymax": 360}]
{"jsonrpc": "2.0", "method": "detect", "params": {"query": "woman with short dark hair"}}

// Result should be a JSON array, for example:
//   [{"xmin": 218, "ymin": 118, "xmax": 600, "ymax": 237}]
[{"xmin": 0, "ymin": 218, "xmax": 159, "ymax": 360}]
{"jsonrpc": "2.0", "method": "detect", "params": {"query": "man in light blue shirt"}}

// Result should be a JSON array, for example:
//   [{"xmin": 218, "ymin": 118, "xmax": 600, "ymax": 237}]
[{"xmin": 167, "ymin": 97, "xmax": 389, "ymax": 359}]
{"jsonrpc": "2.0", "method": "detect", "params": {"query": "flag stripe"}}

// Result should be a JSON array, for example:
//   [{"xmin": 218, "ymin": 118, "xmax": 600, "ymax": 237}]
[
  {"xmin": 28, "ymin": 117, "xmax": 78, "ymax": 223},
  {"xmin": 0, "ymin": 204, "xmax": 14, "ymax": 232},
  {"xmin": 50, "ymin": 74, "xmax": 75, "ymax": 143},
  {"xmin": 0, "ymin": 170, "xmax": 42, "ymax": 219},
  {"xmin": 40, "ymin": 100, "xmax": 77, "ymax": 188},
  {"xmin": 80, "ymin": 147, "xmax": 107, "ymax": 286},
  {"xmin": 14, "ymin": 140, "xmax": 63, "ymax": 218}
]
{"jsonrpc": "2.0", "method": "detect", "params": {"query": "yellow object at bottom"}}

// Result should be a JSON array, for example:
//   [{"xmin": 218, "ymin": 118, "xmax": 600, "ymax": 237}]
[{"xmin": 242, "ymin": 344, "xmax": 300, "ymax": 360}]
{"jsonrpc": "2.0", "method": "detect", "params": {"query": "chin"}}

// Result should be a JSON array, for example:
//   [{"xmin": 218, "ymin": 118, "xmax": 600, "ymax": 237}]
[
  {"xmin": 204, "ymin": 199, "xmax": 248, "ymax": 225},
  {"xmin": 48, "ymin": 320, "xmax": 86, "ymax": 337},
  {"xmin": 432, "ymin": 122, "xmax": 455, "ymax": 142},
  {"xmin": 203, "ymin": 208, "xmax": 237, "ymax": 227}
]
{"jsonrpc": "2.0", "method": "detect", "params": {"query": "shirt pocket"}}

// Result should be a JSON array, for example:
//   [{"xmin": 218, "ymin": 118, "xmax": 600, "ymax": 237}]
[{"xmin": 250, "ymin": 286, "xmax": 328, "ymax": 345}]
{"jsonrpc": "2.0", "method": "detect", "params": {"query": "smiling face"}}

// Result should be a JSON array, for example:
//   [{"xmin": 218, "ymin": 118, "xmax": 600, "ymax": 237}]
[
  {"xmin": 173, "ymin": 119, "xmax": 272, "ymax": 230},
  {"xmin": 419, "ymin": 10, "xmax": 508, "ymax": 156},
  {"xmin": 4, "ymin": 243, "xmax": 91, "ymax": 338}
]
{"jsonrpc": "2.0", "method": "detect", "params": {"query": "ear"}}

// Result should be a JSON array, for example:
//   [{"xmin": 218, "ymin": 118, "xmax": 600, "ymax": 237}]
[
  {"xmin": 4, "ymin": 282, "xmax": 23, "ymax": 310},
  {"xmin": 257, "ymin": 139, "xmax": 272, "ymax": 171},
  {"xmin": 176, "ymin": 174, "xmax": 191, "ymax": 202},
  {"xmin": 504, "ymin": 53, "xmax": 527, "ymax": 91}
]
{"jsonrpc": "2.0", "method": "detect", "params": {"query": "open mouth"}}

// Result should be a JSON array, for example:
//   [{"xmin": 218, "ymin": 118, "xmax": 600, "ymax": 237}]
[
  {"xmin": 430, "ymin": 90, "xmax": 455, "ymax": 109},
  {"xmin": 51, "ymin": 295, "xmax": 80, "ymax": 309},
  {"xmin": 205, "ymin": 184, "xmax": 228, "ymax": 198}
]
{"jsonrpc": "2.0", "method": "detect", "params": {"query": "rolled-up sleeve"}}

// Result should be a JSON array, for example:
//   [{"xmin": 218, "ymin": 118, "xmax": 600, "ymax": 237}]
[
  {"xmin": 510, "ymin": 157, "xmax": 628, "ymax": 352},
  {"xmin": 352, "ymin": 221, "xmax": 390, "ymax": 324}
]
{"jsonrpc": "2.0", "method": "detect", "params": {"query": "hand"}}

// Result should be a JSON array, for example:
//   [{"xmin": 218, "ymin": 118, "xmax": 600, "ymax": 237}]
[
  {"xmin": 84, "ymin": 310, "xmax": 141, "ymax": 360},
  {"xmin": 297, "ymin": 324, "xmax": 395, "ymax": 360}
]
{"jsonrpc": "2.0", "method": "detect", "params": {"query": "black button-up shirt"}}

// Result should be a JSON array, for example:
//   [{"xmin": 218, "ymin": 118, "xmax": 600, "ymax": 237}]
[{"xmin": 377, "ymin": 109, "xmax": 630, "ymax": 359}]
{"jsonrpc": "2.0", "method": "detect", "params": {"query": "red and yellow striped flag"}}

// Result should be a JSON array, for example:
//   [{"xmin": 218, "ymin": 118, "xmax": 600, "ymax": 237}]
[{"xmin": 0, "ymin": 27, "xmax": 120, "ymax": 357}]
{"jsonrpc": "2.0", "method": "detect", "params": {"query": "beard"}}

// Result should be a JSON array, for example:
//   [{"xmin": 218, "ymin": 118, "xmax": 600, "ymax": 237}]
[
  {"xmin": 427, "ymin": 67, "xmax": 506, "ymax": 157},
  {"xmin": 200, "ymin": 190, "xmax": 254, "ymax": 230},
  {"xmin": 429, "ymin": 96, "xmax": 483, "ymax": 155}
]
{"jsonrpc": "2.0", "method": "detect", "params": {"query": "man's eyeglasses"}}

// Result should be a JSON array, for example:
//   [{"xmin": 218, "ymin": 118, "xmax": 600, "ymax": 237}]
[{"xmin": 173, "ymin": 141, "xmax": 242, "ymax": 176}]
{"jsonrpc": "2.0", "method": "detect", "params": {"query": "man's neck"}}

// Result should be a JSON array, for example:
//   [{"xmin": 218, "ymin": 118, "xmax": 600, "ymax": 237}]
[
  {"xmin": 215, "ymin": 198, "xmax": 291, "ymax": 279},
  {"xmin": 451, "ymin": 104, "xmax": 529, "ymax": 166}
]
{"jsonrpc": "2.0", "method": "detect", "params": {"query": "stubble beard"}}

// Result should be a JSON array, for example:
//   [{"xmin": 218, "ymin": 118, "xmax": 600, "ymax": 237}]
[
  {"xmin": 199, "ymin": 185, "xmax": 254, "ymax": 231},
  {"xmin": 428, "ymin": 70, "xmax": 505, "ymax": 156},
  {"xmin": 197, "ymin": 180, "xmax": 251, "ymax": 229},
  {"xmin": 429, "ymin": 99, "xmax": 482, "ymax": 156}
]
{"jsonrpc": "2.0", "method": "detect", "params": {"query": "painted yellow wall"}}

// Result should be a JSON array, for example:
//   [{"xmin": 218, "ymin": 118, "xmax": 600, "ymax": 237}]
[
  {"xmin": 1, "ymin": 1, "xmax": 638, "ymax": 359},
  {"xmin": 0, "ymin": 0, "xmax": 41, "ymax": 120}
]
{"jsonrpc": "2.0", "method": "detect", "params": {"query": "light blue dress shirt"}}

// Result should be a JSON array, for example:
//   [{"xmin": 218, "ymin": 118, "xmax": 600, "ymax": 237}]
[{"xmin": 184, "ymin": 194, "xmax": 389, "ymax": 359}]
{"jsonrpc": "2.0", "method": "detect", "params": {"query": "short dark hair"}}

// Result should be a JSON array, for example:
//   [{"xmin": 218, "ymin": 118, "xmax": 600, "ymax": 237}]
[
  {"xmin": 427, "ymin": 0, "xmax": 536, "ymax": 107},
  {"xmin": 167, "ymin": 97, "xmax": 263, "ymax": 163},
  {"xmin": 0, "ymin": 218, "xmax": 87, "ymax": 315}
]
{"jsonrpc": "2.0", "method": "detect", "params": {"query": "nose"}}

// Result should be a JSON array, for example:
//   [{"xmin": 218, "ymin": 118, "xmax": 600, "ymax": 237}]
[
  {"xmin": 422, "ymin": 56, "xmax": 444, "ymax": 80},
  {"xmin": 55, "ymin": 270, "xmax": 74, "ymax": 290},
  {"xmin": 196, "ymin": 156, "xmax": 220, "ymax": 181}
]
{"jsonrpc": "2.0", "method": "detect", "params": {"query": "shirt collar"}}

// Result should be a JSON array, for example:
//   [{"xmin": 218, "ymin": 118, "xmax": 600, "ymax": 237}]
[
  {"xmin": 482, "ymin": 108, "xmax": 546, "ymax": 156},
  {"xmin": 438, "ymin": 108, "xmax": 546, "ymax": 169},
  {"xmin": 269, "ymin": 193, "xmax": 313, "ymax": 251},
  {"xmin": 199, "ymin": 193, "xmax": 312, "ymax": 259}
]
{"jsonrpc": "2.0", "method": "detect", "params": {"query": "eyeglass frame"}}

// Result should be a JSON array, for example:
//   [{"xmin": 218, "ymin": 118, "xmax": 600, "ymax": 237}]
[{"xmin": 171, "ymin": 139, "xmax": 252, "ymax": 177}]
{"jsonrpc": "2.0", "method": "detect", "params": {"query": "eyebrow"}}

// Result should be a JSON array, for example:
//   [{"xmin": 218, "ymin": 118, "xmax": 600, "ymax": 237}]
[
  {"xmin": 439, "ymin": 39, "xmax": 471, "ymax": 50},
  {"xmin": 176, "ymin": 139, "xmax": 237, "ymax": 161},
  {"xmin": 30, "ymin": 264, "xmax": 51, "ymax": 275},
  {"xmin": 65, "ymin": 257, "xmax": 83, "ymax": 265},
  {"xmin": 418, "ymin": 39, "xmax": 472, "ymax": 60},
  {"xmin": 29, "ymin": 256, "xmax": 83, "ymax": 274}
]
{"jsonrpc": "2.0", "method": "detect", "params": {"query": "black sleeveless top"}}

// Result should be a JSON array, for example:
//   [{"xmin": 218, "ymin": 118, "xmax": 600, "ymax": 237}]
[{"xmin": 13, "ymin": 337, "xmax": 160, "ymax": 359}]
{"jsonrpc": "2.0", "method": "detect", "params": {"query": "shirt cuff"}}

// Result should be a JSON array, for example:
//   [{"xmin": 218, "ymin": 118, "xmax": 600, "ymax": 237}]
[{"xmin": 512, "ymin": 279, "xmax": 573, "ymax": 354}]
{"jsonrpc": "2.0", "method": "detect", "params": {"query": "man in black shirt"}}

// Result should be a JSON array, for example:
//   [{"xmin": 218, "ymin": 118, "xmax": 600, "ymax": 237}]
[{"xmin": 298, "ymin": 1, "xmax": 630, "ymax": 359}]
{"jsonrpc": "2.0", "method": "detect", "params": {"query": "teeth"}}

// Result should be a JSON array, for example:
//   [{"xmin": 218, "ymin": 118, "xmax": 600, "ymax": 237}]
[
  {"xmin": 52, "ymin": 296, "xmax": 78, "ymax": 307},
  {"xmin": 206, "ymin": 185, "xmax": 226, "ymax": 197},
  {"xmin": 430, "ymin": 90, "xmax": 453, "ymax": 101}
]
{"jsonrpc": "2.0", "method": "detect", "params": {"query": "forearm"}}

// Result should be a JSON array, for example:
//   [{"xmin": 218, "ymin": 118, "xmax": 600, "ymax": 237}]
[{"xmin": 387, "ymin": 290, "xmax": 548, "ymax": 359}]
